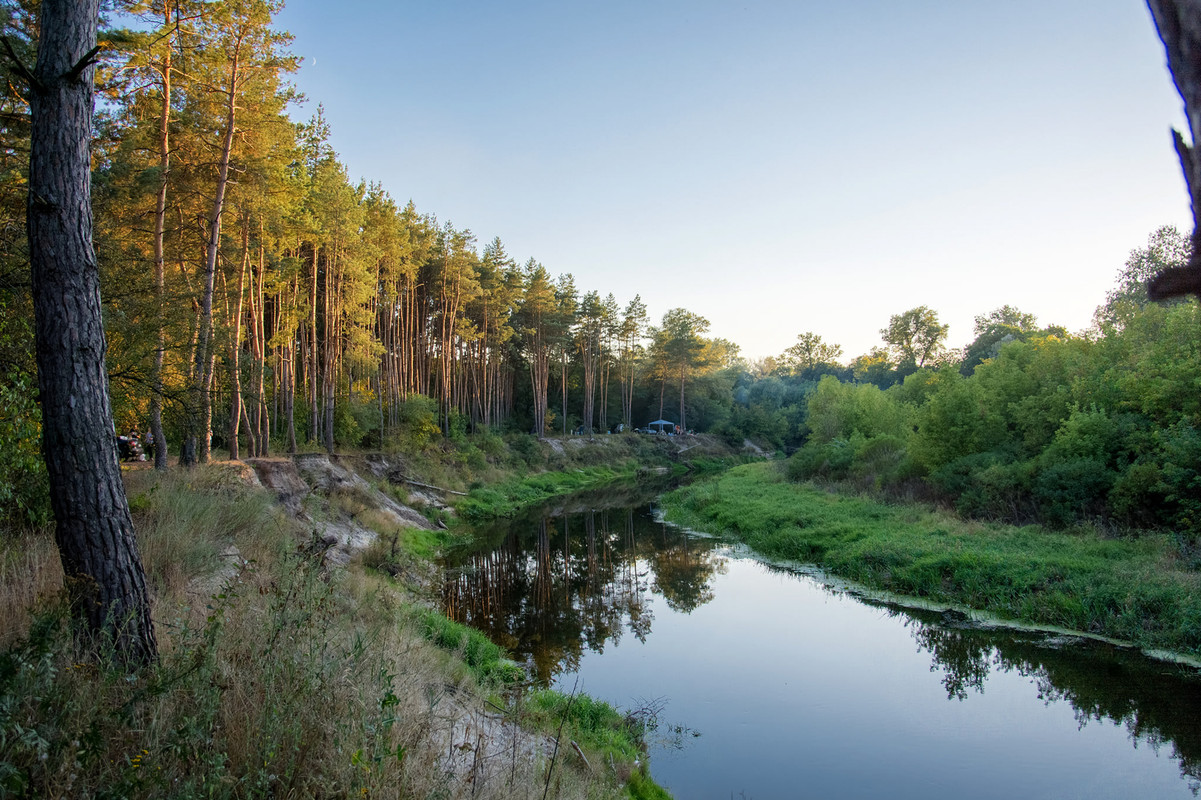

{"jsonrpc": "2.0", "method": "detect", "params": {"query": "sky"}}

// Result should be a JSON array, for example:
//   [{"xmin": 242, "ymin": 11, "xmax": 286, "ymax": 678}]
[{"xmin": 273, "ymin": 0, "xmax": 1192, "ymax": 363}]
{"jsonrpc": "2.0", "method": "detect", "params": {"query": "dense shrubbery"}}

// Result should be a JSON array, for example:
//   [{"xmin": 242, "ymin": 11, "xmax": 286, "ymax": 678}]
[{"xmin": 783, "ymin": 297, "xmax": 1201, "ymax": 532}]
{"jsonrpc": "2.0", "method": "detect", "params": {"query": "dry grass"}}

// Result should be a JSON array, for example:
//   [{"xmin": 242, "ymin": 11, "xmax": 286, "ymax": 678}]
[
  {"xmin": 0, "ymin": 526, "xmax": 60, "ymax": 648},
  {"xmin": 0, "ymin": 463, "xmax": 625, "ymax": 799}
]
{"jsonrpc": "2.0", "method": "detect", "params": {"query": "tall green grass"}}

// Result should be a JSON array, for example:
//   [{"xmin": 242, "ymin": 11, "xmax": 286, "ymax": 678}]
[
  {"xmin": 456, "ymin": 466, "xmax": 633, "ymax": 519},
  {"xmin": 662, "ymin": 462, "xmax": 1201, "ymax": 657},
  {"xmin": 411, "ymin": 607, "xmax": 526, "ymax": 686},
  {"xmin": 0, "ymin": 555, "xmax": 421, "ymax": 798}
]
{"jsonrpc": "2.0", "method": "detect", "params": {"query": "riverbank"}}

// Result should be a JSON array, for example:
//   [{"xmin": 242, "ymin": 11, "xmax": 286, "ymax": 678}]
[
  {"xmin": 661, "ymin": 461, "xmax": 1201, "ymax": 660},
  {"xmin": 0, "ymin": 450, "xmax": 677, "ymax": 799}
]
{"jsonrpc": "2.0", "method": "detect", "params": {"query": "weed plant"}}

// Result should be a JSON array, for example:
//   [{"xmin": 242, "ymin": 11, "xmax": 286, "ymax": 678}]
[
  {"xmin": 663, "ymin": 461, "xmax": 1201, "ymax": 657},
  {"xmin": 410, "ymin": 610, "xmax": 671, "ymax": 797}
]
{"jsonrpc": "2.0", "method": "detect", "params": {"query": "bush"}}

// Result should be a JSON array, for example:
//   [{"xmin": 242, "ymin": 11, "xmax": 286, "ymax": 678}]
[
  {"xmin": 1108, "ymin": 462, "xmax": 1168, "ymax": 528},
  {"xmin": 390, "ymin": 395, "xmax": 441, "ymax": 452},
  {"xmin": 0, "ymin": 374, "xmax": 50, "ymax": 527},
  {"xmin": 1157, "ymin": 421, "xmax": 1201, "ymax": 533},
  {"xmin": 1033, "ymin": 457, "xmax": 1115, "ymax": 527}
]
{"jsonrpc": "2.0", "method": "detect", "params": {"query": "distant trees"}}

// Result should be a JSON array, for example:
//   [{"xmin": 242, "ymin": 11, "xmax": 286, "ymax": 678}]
[
  {"xmin": 779, "ymin": 332, "xmax": 843, "ymax": 376},
  {"xmin": 651, "ymin": 308, "xmax": 711, "ymax": 431},
  {"xmin": 617, "ymin": 296, "xmax": 648, "ymax": 429},
  {"xmin": 1094, "ymin": 226, "xmax": 1190, "ymax": 330},
  {"xmin": 773, "ymin": 229, "xmax": 1201, "ymax": 533},
  {"xmin": 880, "ymin": 305, "xmax": 948, "ymax": 370},
  {"xmin": 961, "ymin": 305, "xmax": 1063, "ymax": 375}
]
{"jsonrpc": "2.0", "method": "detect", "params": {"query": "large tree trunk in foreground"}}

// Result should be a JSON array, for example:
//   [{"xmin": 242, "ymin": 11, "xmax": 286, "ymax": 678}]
[
  {"xmin": 1147, "ymin": 0, "xmax": 1201, "ymax": 297},
  {"xmin": 27, "ymin": 0, "xmax": 157, "ymax": 665}
]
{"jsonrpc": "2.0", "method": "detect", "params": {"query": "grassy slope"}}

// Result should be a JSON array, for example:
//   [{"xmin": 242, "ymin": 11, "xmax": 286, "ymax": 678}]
[
  {"xmin": 661, "ymin": 462, "xmax": 1201, "ymax": 658},
  {"xmin": 0, "ymin": 461, "xmax": 658, "ymax": 799}
]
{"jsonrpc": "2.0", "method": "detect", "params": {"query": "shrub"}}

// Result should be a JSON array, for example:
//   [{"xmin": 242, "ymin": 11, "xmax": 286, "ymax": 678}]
[
  {"xmin": 390, "ymin": 395, "xmax": 441, "ymax": 452},
  {"xmin": 1033, "ymin": 457, "xmax": 1115, "ymax": 527},
  {"xmin": 0, "ymin": 373, "xmax": 50, "ymax": 527}
]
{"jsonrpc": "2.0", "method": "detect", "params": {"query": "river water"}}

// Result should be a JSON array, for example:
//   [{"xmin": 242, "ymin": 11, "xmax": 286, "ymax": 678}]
[{"xmin": 442, "ymin": 482, "xmax": 1201, "ymax": 799}]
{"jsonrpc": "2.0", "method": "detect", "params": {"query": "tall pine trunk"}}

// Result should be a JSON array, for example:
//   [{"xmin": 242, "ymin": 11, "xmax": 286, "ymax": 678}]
[
  {"xmin": 187, "ymin": 49, "xmax": 240, "ymax": 464},
  {"xmin": 149, "ymin": 0, "xmax": 172, "ymax": 470},
  {"xmin": 28, "ymin": 0, "xmax": 157, "ymax": 665}
]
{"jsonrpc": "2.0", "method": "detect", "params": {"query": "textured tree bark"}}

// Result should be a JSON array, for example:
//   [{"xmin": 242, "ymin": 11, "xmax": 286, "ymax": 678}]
[
  {"xmin": 1147, "ymin": 0, "xmax": 1201, "ymax": 297},
  {"xmin": 27, "ymin": 0, "xmax": 157, "ymax": 665}
]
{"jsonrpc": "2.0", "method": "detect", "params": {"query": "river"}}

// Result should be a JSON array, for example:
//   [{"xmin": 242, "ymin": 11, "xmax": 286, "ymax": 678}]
[{"xmin": 441, "ymin": 482, "xmax": 1201, "ymax": 799}]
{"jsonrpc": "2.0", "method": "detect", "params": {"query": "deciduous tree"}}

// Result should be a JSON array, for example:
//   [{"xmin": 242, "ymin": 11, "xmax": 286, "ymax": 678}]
[{"xmin": 881, "ymin": 305, "xmax": 948, "ymax": 369}]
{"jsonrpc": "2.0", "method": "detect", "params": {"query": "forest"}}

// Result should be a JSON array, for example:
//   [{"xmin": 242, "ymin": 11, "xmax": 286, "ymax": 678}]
[
  {"xmin": 9, "ymin": 1, "xmax": 1201, "ymax": 797},
  {"xmin": 2, "ymin": 0, "xmax": 1199, "ymax": 543}
]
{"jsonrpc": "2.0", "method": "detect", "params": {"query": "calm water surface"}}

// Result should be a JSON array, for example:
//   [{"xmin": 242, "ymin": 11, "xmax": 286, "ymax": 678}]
[{"xmin": 443, "ymin": 484, "xmax": 1201, "ymax": 799}]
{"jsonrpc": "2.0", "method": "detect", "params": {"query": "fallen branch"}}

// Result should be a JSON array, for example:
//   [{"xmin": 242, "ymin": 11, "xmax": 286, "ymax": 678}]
[
  {"xmin": 397, "ymin": 475, "xmax": 468, "ymax": 496},
  {"xmin": 570, "ymin": 740, "xmax": 591, "ymax": 771}
]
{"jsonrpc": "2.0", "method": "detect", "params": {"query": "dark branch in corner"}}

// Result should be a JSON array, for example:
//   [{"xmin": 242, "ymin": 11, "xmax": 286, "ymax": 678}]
[
  {"xmin": 1148, "ymin": 264, "xmax": 1201, "ymax": 300},
  {"xmin": 0, "ymin": 36, "xmax": 42, "ymax": 93},
  {"xmin": 1146, "ymin": 0, "xmax": 1201, "ymax": 299},
  {"xmin": 64, "ymin": 45, "xmax": 102, "ymax": 84}
]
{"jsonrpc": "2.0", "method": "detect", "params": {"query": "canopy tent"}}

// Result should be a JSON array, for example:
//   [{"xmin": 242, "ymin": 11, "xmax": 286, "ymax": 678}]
[{"xmin": 646, "ymin": 419, "xmax": 675, "ymax": 432}]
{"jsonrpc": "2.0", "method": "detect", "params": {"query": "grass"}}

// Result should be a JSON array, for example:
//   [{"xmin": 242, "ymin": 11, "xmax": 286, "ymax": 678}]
[
  {"xmin": 456, "ymin": 466, "xmax": 635, "ymax": 519},
  {"xmin": 411, "ymin": 609, "xmax": 674, "ymax": 799},
  {"xmin": 410, "ymin": 607, "xmax": 526, "ymax": 686},
  {"xmin": 0, "ymin": 463, "xmax": 642, "ymax": 799},
  {"xmin": 661, "ymin": 461, "xmax": 1201, "ymax": 658},
  {"xmin": 521, "ymin": 690, "xmax": 644, "ymax": 764}
]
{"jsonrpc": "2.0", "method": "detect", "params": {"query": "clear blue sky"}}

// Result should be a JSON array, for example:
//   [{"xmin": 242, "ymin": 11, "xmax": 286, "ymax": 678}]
[{"xmin": 274, "ymin": 0, "xmax": 1191, "ymax": 362}]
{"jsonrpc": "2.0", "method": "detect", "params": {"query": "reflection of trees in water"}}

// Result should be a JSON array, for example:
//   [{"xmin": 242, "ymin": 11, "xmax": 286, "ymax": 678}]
[
  {"xmin": 901, "ymin": 609, "xmax": 1201, "ymax": 787},
  {"xmin": 649, "ymin": 524, "xmax": 726, "ymax": 613},
  {"xmin": 442, "ymin": 499, "xmax": 725, "ymax": 684}
]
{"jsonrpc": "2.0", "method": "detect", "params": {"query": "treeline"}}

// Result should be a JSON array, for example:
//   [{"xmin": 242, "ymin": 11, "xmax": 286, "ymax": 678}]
[
  {"xmin": 732, "ymin": 227, "xmax": 1201, "ymax": 534},
  {"xmin": 3, "ymin": 2, "xmax": 1197, "ymax": 538},
  {"xmin": 0, "ymin": 0, "xmax": 742, "ymax": 524}
]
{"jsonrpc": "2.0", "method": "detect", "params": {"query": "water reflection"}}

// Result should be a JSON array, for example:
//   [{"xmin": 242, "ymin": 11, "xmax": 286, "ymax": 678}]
[
  {"xmin": 896, "ymin": 608, "xmax": 1201, "ymax": 788},
  {"xmin": 446, "ymin": 484, "xmax": 1201, "ymax": 797},
  {"xmin": 443, "ymin": 484, "xmax": 725, "ymax": 683}
]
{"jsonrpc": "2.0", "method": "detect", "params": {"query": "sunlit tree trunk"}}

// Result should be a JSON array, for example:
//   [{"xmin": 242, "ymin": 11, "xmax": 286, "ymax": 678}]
[
  {"xmin": 149, "ymin": 0, "xmax": 174, "ymax": 471},
  {"xmin": 187, "ymin": 47, "xmax": 240, "ymax": 465}
]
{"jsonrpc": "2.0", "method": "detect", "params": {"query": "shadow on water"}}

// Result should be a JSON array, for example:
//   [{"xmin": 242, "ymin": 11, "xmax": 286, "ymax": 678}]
[{"xmin": 444, "ymin": 481, "xmax": 1201, "ymax": 793}]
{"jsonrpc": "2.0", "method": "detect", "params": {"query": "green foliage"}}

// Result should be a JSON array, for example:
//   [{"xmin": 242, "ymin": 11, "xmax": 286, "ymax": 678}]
[
  {"xmin": 390, "ymin": 394, "xmax": 442, "ymax": 452},
  {"xmin": 1094, "ymin": 225, "xmax": 1190, "ymax": 331},
  {"xmin": 781, "ymin": 279, "xmax": 1201, "ymax": 533},
  {"xmin": 880, "ymin": 305, "xmax": 948, "ymax": 369},
  {"xmin": 788, "ymin": 376, "xmax": 914, "ymax": 485},
  {"xmin": 334, "ymin": 396, "xmax": 382, "ymax": 449},
  {"xmin": 1156, "ymin": 421, "xmax": 1201, "ymax": 532},
  {"xmin": 663, "ymin": 462, "xmax": 1201, "ymax": 656},
  {"xmin": 523, "ymin": 690, "xmax": 643, "ymax": 763},
  {"xmin": 0, "ymin": 374, "xmax": 50, "ymax": 527},
  {"xmin": 457, "ymin": 467, "xmax": 629, "ymax": 519},
  {"xmin": 1032, "ymin": 458, "xmax": 1114, "ymax": 527},
  {"xmin": 412, "ymin": 608, "xmax": 525, "ymax": 686},
  {"xmin": 625, "ymin": 770, "xmax": 674, "ymax": 800}
]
